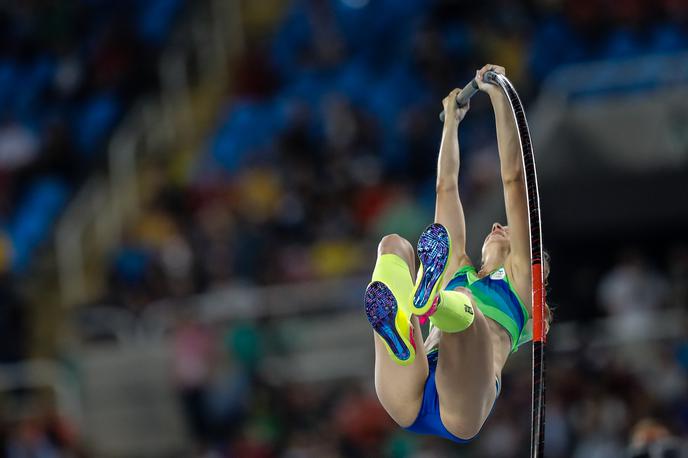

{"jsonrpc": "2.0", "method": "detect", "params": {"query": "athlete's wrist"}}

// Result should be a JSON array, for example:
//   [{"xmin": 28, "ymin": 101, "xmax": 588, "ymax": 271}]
[
  {"xmin": 441, "ymin": 119, "xmax": 459, "ymax": 134},
  {"xmin": 442, "ymin": 113, "xmax": 465, "ymax": 130}
]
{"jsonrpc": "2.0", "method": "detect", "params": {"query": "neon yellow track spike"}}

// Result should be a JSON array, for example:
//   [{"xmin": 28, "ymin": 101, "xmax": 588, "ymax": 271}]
[
  {"xmin": 411, "ymin": 223, "xmax": 452, "ymax": 316},
  {"xmin": 365, "ymin": 281, "xmax": 416, "ymax": 366}
]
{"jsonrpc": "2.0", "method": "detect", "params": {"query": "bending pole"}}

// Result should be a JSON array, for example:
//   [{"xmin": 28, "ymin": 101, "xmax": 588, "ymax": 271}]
[{"xmin": 442, "ymin": 72, "xmax": 547, "ymax": 458}]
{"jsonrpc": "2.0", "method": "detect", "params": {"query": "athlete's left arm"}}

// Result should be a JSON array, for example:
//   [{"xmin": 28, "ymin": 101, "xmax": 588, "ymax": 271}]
[{"xmin": 477, "ymin": 65, "xmax": 531, "ymax": 276}]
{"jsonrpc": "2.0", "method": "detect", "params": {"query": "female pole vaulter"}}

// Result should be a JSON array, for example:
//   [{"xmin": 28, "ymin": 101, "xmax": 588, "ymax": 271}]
[{"xmin": 364, "ymin": 64, "xmax": 550, "ymax": 443}]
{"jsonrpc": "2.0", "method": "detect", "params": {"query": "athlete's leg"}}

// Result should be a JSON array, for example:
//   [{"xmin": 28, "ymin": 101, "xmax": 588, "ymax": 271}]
[
  {"xmin": 435, "ymin": 288, "xmax": 509, "ymax": 439},
  {"xmin": 371, "ymin": 234, "xmax": 429, "ymax": 427}
]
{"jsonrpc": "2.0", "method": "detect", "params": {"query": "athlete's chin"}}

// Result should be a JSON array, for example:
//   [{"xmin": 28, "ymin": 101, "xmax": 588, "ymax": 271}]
[{"xmin": 483, "ymin": 238, "xmax": 509, "ymax": 252}]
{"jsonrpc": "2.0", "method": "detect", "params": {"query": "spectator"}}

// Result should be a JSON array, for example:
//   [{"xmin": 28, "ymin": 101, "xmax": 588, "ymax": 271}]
[
  {"xmin": 0, "ymin": 118, "xmax": 39, "ymax": 171},
  {"xmin": 628, "ymin": 418, "xmax": 688, "ymax": 458},
  {"xmin": 172, "ymin": 313, "xmax": 216, "ymax": 443},
  {"xmin": 598, "ymin": 249, "xmax": 670, "ymax": 316}
]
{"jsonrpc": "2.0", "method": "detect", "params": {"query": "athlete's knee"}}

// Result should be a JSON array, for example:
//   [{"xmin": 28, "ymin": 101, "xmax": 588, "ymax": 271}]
[
  {"xmin": 375, "ymin": 387, "xmax": 422, "ymax": 428},
  {"xmin": 441, "ymin": 408, "xmax": 489, "ymax": 440},
  {"xmin": 440, "ymin": 379, "xmax": 497, "ymax": 439},
  {"xmin": 378, "ymin": 234, "xmax": 414, "ymax": 262},
  {"xmin": 469, "ymin": 302, "xmax": 488, "ymax": 328},
  {"xmin": 444, "ymin": 290, "xmax": 487, "ymax": 335},
  {"xmin": 385, "ymin": 404, "xmax": 420, "ymax": 429}
]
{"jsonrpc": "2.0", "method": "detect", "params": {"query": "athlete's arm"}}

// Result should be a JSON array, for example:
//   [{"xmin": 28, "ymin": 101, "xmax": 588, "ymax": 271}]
[
  {"xmin": 435, "ymin": 88, "xmax": 471, "ymax": 268},
  {"xmin": 477, "ymin": 65, "xmax": 530, "ymax": 276}
]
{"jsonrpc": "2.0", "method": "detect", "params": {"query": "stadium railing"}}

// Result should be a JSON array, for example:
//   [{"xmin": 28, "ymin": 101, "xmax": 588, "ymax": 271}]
[{"xmin": 54, "ymin": 0, "xmax": 244, "ymax": 306}]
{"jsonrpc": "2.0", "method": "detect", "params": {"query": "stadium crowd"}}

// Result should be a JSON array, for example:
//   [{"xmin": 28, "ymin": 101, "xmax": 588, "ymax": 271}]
[
  {"xmin": 0, "ymin": 0, "xmax": 185, "ymax": 363},
  {"xmin": 105, "ymin": 0, "xmax": 688, "ymax": 311}
]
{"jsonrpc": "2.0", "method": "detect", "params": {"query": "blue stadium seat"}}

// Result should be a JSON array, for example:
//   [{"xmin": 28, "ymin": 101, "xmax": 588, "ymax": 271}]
[
  {"xmin": 137, "ymin": 0, "xmax": 183, "ymax": 46},
  {"xmin": 73, "ymin": 92, "xmax": 121, "ymax": 156},
  {"xmin": 8, "ymin": 178, "xmax": 69, "ymax": 272},
  {"xmin": 210, "ymin": 100, "xmax": 286, "ymax": 171}
]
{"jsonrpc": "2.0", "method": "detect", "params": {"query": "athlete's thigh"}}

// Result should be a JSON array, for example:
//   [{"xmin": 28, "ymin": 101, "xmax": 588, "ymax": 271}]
[
  {"xmin": 434, "ymin": 308, "xmax": 497, "ymax": 438},
  {"xmin": 371, "ymin": 241, "xmax": 429, "ymax": 426},
  {"xmin": 373, "ymin": 313, "xmax": 428, "ymax": 426}
]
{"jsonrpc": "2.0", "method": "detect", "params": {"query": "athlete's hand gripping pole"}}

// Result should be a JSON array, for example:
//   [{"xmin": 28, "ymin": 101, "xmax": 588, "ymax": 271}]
[{"xmin": 439, "ymin": 71, "xmax": 498, "ymax": 122}]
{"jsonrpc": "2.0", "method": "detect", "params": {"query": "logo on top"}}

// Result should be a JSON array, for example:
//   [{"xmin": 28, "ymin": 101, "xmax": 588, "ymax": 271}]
[{"xmin": 490, "ymin": 268, "xmax": 506, "ymax": 281}]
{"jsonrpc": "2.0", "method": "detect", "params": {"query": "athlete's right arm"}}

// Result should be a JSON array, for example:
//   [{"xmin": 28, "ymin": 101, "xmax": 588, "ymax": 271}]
[
  {"xmin": 434, "ymin": 89, "xmax": 471, "ymax": 268},
  {"xmin": 477, "ymin": 64, "xmax": 532, "ymax": 300}
]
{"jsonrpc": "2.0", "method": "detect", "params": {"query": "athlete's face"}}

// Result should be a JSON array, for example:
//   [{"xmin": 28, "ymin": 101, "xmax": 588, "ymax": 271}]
[{"xmin": 481, "ymin": 222, "xmax": 510, "ymax": 264}]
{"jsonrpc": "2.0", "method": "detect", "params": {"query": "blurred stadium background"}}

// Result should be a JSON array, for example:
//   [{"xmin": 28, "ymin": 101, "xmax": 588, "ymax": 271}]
[{"xmin": 0, "ymin": 0, "xmax": 687, "ymax": 457}]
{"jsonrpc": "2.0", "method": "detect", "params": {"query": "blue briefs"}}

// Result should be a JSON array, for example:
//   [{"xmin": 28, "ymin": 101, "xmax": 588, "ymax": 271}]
[{"xmin": 403, "ymin": 349, "xmax": 500, "ymax": 443}]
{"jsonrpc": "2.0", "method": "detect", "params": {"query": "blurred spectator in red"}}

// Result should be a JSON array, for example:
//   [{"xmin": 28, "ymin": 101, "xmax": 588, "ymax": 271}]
[
  {"xmin": 173, "ymin": 313, "xmax": 216, "ymax": 443},
  {"xmin": 333, "ymin": 384, "xmax": 395, "ymax": 456},
  {"xmin": 628, "ymin": 418, "xmax": 688, "ymax": 458},
  {"xmin": 3, "ymin": 403, "xmax": 79, "ymax": 458}
]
